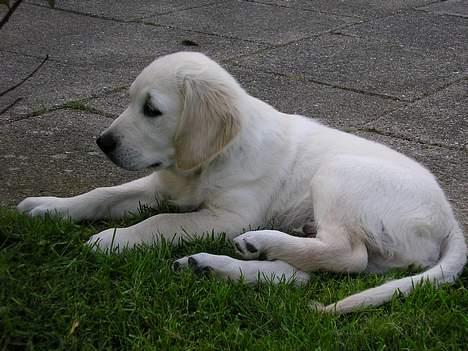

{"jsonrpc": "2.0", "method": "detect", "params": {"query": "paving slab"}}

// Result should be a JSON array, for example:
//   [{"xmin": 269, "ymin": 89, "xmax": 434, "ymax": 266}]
[
  {"xmin": 0, "ymin": 4, "xmax": 266, "ymax": 69},
  {"xmin": 28, "ymin": 0, "xmax": 223, "ymax": 21},
  {"xmin": 0, "ymin": 52, "xmax": 48, "ymax": 121},
  {"xmin": 368, "ymin": 80, "xmax": 468, "ymax": 149},
  {"xmin": 0, "ymin": 4, "xmax": 267, "ymax": 121},
  {"xmin": 238, "ymin": 68, "xmax": 402, "ymax": 128},
  {"xmin": 0, "ymin": 110, "xmax": 147, "ymax": 207},
  {"xmin": 148, "ymin": 1, "xmax": 358, "ymax": 45},
  {"xmin": 354, "ymin": 131, "xmax": 468, "ymax": 232},
  {"xmin": 418, "ymin": 0, "xmax": 468, "ymax": 18},
  {"xmin": 233, "ymin": 10, "xmax": 466, "ymax": 101},
  {"xmin": 0, "ymin": 51, "xmax": 46, "ymax": 93},
  {"xmin": 0, "ymin": 51, "xmax": 132, "ymax": 123},
  {"xmin": 341, "ymin": 10, "xmax": 468, "ymax": 53},
  {"xmin": 249, "ymin": 0, "xmax": 436, "ymax": 18}
]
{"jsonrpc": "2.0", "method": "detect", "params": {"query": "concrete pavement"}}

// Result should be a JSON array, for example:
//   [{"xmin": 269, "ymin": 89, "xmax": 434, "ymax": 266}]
[{"xmin": 0, "ymin": 0, "xmax": 466, "ymax": 231}]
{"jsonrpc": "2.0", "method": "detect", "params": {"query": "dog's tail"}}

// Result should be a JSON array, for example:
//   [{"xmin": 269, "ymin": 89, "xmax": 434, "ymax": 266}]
[{"xmin": 316, "ymin": 224, "xmax": 466, "ymax": 314}]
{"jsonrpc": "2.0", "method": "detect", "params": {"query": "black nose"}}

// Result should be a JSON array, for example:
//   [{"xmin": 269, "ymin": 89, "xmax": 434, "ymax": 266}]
[{"xmin": 96, "ymin": 133, "xmax": 117, "ymax": 154}]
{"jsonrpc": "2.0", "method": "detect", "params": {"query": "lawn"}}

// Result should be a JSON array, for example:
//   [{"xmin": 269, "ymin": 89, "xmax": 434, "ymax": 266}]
[{"xmin": 0, "ymin": 207, "xmax": 467, "ymax": 350}]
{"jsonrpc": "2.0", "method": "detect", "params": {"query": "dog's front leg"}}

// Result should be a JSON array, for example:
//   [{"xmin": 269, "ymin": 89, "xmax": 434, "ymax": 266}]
[
  {"xmin": 17, "ymin": 174, "xmax": 162, "ymax": 221},
  {"xmin": 86, "ymin": 209, "xmax": 254, "ymax": 251}
]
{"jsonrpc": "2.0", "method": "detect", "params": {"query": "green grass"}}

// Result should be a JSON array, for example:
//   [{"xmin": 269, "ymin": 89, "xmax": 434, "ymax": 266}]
[{"xmin": 0, "ymin": 208, "xmax": 467, "ymax": 350}]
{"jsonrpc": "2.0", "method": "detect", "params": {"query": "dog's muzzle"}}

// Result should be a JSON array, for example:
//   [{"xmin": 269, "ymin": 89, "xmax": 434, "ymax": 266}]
[{"xmin": 96, "ymin": 132, "xmax": 118, "ymax": 155}]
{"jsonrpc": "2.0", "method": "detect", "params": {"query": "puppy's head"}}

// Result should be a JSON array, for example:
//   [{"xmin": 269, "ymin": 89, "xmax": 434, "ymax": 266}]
[{"xmin": 96, "ymin": 52, "xmax": 243, "ymax": 172}]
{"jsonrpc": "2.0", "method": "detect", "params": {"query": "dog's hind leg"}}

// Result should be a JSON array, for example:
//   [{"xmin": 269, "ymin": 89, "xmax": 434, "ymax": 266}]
[
  {"xmin": 173, "ymin": 253, "xmax": 310, "ymax": 284},
  {"xmin": 234, "ymin": 229, "xmax": 368, "ymax": 273}
]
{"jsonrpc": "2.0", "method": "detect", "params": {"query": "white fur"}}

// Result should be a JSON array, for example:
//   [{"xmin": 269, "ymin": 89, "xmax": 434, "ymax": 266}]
[{"xmin": 18, "ymin": 52, "xmax": 466, "ymax": 313}]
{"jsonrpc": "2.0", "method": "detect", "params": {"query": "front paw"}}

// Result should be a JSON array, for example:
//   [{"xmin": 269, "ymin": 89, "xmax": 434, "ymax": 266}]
[
  {"xmin": 17, "ymin": 197, "xmax": 71, "ymax": 219},
  {"xmin": 233, "ymin": 230, "xmax": 288, "ymax": 260},
  {"xmin": 86, "ymin": 228, "xmax": 136, "ymax": 252}
]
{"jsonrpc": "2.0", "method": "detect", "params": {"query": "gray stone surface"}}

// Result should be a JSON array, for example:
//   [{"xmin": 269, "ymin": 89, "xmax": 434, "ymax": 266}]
[
  {"xmin": 418, "ymin": 0, "xmax": 468, "ymax": 17},
  {"xmin": 28, "ymin": 0, "xmax": 223, "ymax": 20},
  {"xmin": 0, "ymin": 4, "xmax": 266, "ymax": 120},
  {"xmin": 368, "ymin": 81, "xmax": 468, "ymax": 149},
  {"xmin": 0, "ymin": 4, "xmax": 266, "ymax": 68},
  {"xmin": 0, "ymin": 110, "xmax": 146, "ymax": 207},
  {"xmin": 250, "ymin": 0, "xmax": 436, "ymax": 18},
  {"xmin": 238, "ymin": 69, "xmax": 403, "ymax": 128},
  {"xmin": 0, "ymin": 51, "xmax": 131, "ymax": 123},
  {"xmin": 149, "ymin": 1, "xmax": 358, "ymax": 44},
  {"xmin": 233, "ymin": 10, "xmax": 467, "ymax": 101},
  {"xmin": 341, "ymin": 10, "xmax": 468, "ymax": 53},
  {"xmin": 0, "ymin": 51, "xmax": 45, "ymax": 93}
]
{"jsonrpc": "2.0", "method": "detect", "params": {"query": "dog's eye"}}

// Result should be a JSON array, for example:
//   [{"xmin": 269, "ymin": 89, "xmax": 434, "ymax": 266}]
[{"xmin": 143, "ymin": 100, "xmax": 162, "ymax": 118}]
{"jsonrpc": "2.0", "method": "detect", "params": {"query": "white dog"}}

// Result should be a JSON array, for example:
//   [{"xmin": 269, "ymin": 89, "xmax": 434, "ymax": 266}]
[{"xmin": 17, "ymin": 52, "xmax": 466, "ymax": 313}]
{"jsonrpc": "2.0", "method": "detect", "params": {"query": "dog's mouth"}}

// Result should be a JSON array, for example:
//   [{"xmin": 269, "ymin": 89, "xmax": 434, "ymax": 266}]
[
  {"xmin": 108, "ymin": 156, "xmax": 163, "ymax": 171},
  {"xmin": 149, "ymin": 161, "xmax": 162, "ymax": 169},
  {"xmin": 104, "ymin": 152, "xmax": 160, "ymax": 172}
]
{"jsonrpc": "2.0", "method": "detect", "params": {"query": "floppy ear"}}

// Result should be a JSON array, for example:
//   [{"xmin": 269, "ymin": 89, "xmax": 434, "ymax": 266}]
[{"xmin": 174, "ymin": 68, "xmax": 241, "ymax": 171}]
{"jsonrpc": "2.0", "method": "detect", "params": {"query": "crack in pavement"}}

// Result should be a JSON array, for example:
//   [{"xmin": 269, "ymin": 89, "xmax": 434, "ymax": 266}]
[{"xmin": 0, "ymin": 85, "xmax": 128, "ymax": 125}]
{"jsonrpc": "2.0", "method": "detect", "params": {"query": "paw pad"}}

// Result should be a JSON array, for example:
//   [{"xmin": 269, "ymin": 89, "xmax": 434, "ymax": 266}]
[
  {"xmin": 245, "ymin": 241, "xmax": 258, "ymax": 253},
  {"xmin": 172, "ymin": 261, "xmax": 182, "ymax": 272},
  {"xmin": 187, "ymin": 256, "xmax": 212, "ymax": 275}
]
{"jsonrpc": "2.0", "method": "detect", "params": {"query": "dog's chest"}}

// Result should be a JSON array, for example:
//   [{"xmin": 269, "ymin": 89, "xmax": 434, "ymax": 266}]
[
  {"xmin": 159, "ymin": 170, "xmax": 210, "ymax": 211},
  {"xmin": 266, "ymin": 191, "xmax": 315, "ymax": 231}
]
